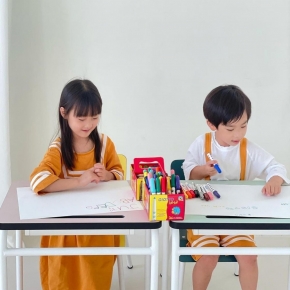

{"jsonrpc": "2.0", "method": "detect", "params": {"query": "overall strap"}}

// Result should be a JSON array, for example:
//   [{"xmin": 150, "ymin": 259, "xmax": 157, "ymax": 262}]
[
  {"xmin": 239, "ymin": 138, "xmax": 247, "ymax": 180},
  {"xmin": 204, "ymin": 132, "xmax": 212, "ymax": 180},
  {"xmin": 204, "ymin": 133, "xmax": 247, "ymax": 181}
]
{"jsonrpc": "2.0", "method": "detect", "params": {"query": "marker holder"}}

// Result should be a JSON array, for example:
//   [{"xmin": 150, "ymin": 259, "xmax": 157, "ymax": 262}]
[
  {"xmin": 143, "ymin": 183, "xmax": 185, "ymax": 221},
  {"xmin": 130, "ymin": 157, "xmax": 166, "ymax": 201}
]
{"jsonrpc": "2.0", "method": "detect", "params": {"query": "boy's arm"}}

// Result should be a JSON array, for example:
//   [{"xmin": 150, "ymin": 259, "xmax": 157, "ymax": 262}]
[
  {"xmin": 262, "ymin": 176, "xmax": 284, "ymax": 196},
  {"xmin": 189, "ymin": 160, "xmax": 219, "ymax": 180},
  {"xmin": 247, "ymin": 141, "xmax": 290, "ymax": 195}
]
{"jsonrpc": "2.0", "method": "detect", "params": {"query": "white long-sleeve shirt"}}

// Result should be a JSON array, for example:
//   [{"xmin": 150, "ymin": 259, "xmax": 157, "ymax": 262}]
[{"xmin": 183, "ymin": 132, "xmax": 290, "ymax": 183}]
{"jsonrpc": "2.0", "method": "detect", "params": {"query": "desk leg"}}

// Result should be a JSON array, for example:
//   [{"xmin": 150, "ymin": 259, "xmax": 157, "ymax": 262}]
[
  {"xmin": 145, "ymin": 229, "xmax": 150, "ymax": 290},
  {"xmin": 171, "ymin": 228, "xmax": 179, "ymax": 290},
  {"xmin": 161, "ymin": 221, "xmax": 169, "ymax": 290},
  {"xmin": 16, "ymin": 230, "xmax": 23, "ymax": 290},
  {"xmin": 0, "ymin": 230, "xmax": 7, "ymax": 290},
  {"xmin": 288, "ymin": 256, "xmax": 290, "ymax": 290},
  {"xmin": 150, "ymin": 229, "xmax": 159, "ymax": 290}
]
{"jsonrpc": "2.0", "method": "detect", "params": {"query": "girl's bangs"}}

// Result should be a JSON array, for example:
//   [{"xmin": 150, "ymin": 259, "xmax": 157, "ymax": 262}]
[{"xmin": 73, "ymin": 94, "xmax": 101, "ymax": 117}]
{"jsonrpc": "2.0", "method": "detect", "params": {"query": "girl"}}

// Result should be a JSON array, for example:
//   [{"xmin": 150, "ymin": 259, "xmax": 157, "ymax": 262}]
[{"xmin": 30, "ymin": 79, "xmax": 124, "ymax": 290}]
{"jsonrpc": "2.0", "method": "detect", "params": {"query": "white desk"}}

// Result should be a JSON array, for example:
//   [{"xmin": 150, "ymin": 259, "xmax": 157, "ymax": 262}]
[
  {"xmin": 169, "ymin": 180, "xmax": 290, "ymax": 290},
  {"xmin": 0, "ymin": 181, "xmax": 161, "ymax": 290}
]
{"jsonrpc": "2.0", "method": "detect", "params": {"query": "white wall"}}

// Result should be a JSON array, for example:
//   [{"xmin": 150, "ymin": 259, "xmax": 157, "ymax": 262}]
[
  {"xmin": 0, "ymin": 0, "xmax": 10, "ymax": 203},
  {"xmin": 8, "ymin": 0, "xmax": 290, "ymax": 181}
]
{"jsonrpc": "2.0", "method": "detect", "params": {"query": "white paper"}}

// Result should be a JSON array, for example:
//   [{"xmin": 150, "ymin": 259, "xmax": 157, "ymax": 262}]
[
  {"xmin": 185, "ymin": 184, "xmax": 290, "ymax": 218},
  {"xmin": 17, "ymin": 181, "xmax": 143, "ymax": 220}
]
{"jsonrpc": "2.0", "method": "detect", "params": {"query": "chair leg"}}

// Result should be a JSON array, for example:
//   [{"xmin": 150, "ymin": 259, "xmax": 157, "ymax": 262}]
[
  {"xmin": 125, "ymin": 236, "xmax": 133, "ymax": 269},
  {"xmin": 234, "ymin": 262, "xmax": 239, "ymax": 276},
  {"xmin": 117, "ymin": 256, "xmax": 126, "ymax": 290},
  {"xmin": 178, "ymin": 262, "xmax": 185, "ymax": 290}
]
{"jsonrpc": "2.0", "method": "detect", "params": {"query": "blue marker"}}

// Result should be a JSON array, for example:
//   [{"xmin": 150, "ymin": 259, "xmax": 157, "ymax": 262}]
[
  {"xmin": 144, "ymin": 176, "xmax": 150, "ymax": 190},
  {"xmin": 207, "ymin": 153, "xmax": 222, "ymax": 173},
  {"xmin": 175, "ymin": 175, "xmax": 181, "ymax": 194}
]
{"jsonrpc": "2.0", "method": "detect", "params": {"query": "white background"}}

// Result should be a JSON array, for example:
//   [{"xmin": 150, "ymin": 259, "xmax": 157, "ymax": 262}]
[{"xmin": 7, "ymin": 0, "xmax": 290, "ymax": 197}]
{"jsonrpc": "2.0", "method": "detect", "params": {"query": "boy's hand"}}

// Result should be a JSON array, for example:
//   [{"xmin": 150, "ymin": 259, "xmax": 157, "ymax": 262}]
[
  {"xmin": 78, "ymin": 167, "xmax": 100, "ymax": 187},
  {"xmin": 93, "ymin": 163, "xmax": 115, "ymax": 181},
  {"xmin": 262, "ymin": 176, "xmax": 284, "ymax": 196},
  {"xmin": 204, "ymin": 160, "xmax": 219, "ymax": 177}
]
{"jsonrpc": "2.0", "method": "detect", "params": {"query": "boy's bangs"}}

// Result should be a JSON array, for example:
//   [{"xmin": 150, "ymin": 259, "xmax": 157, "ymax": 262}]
[
  {"xmin": 221, "ymin": 101, "xmax": 245, "ymax": 125},
  {"xmin": 73, "ymin": 95, "xmax": 101, "ymax": 117}
]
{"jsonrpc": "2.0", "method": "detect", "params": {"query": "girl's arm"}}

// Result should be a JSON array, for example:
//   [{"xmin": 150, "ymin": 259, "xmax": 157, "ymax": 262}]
[
  {"xmin": 42, "ymin": 167, "xmax": 100, "ymax": 192},
  {"xmin": 30, "ymin": 144, "xmax": 63, "ymax": 193},
  {"xmin": 30, "ymin": 140, "xmax": 100, "ymax": 193},
  {"xmin": 101, "ymin": 135, "xmax": 124, "ymax": 180}
]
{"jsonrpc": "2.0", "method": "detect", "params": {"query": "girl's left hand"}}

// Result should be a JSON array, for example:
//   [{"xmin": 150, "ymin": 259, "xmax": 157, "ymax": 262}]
[
  {"xmin": 93, "ymin": 163, "xmax": 114, "ymax": 181},
  {"xmin": 262, "ymin": 176, "xmax": 284, "ymax": 196}
]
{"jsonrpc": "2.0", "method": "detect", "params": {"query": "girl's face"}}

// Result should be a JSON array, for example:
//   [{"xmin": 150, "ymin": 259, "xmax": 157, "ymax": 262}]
[
  {"xmin": 207, "ymin": 111, "xmax": 248, "ymax": 147},
  {"xmin": 60, "ymin": 107, "xmax": 100, "ymax": 139}
]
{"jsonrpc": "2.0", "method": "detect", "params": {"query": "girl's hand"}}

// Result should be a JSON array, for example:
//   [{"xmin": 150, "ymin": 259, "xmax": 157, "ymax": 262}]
[
  {"xmin": 93, "ymin": 163, "xmax": 115, "ymax": 181},
  {"xmin": 262, "ymin": 176, "xmax": 284, "ymax": 196},
  {"xmin": 77, "ymin": 167, "xmax": 100, "ymax": 187},
  {"xmin": 203, "ymin": 160, "xmax": 219, "ymax": 177}
]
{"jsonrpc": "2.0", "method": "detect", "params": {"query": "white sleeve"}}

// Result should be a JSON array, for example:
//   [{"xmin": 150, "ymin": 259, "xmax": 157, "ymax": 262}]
[
  {"xmin": 183, "ymin": 135, "xmax": 205, "ymax": 180},
  {"xmin": 247, "ymin": 141, "xmax": 290, "ymax": 184}
]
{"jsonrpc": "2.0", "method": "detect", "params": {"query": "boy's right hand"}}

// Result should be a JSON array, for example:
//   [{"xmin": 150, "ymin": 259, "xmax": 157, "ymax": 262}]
[
  {"xmin": 77, "ymin": 167, "xmax": 100, "ymax": 187},
  {"xmin": 203, "ymin": 160, "xmax": 219, "ymax": 177}
]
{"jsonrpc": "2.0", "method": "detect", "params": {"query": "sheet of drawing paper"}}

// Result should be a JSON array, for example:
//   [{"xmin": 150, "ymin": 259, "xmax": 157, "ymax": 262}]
[
  {"xmin": 17, "ymin": 181, "xmax": 143, "ymax": 220},
  {"xmin": 185, "ymin": 184, "xmax": 290, "ymax": 218}
]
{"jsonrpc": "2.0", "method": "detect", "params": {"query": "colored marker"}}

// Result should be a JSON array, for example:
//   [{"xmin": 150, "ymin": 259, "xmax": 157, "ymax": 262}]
[
  {"xmin": 199, "ymin": 185, "xmax": 211, "ymax": 201},
  {"xmin": 190, "ymin": 183, "xmax": 200, "ymax": 198},
  {"xmin": 196, "ymin": 184, "xmax": 209, "ymax": 201},
  {"xmin": 155, "ymin": 176, "xmax": 161, "ymax": 195},
  {"xmin": 149, "ymin": 177, "xmax": 156, "ymax": 194},
  {"xmin": 166, "ymin": 176, "xmax": 171, "ymax": 194},
  {"xmin": 181, "ymin": 184, "xmax": 191, "ymax": 199},
  {"xmin": 161, "ymin": 176, "xmax": 167, "ymax": 194},
  {"xmin": 193, "ymin": 184, "xmax": 202, "ymax": 200},
  {"xmin": 170, "ymin": 169, "xmax": 176, "ymax": 194},
  {"xmin": 144, "ymin": 176, "xmax": 150, "ymax": 190},
  {"xmin": 206, "ymin": 183, "xmax": 221, "ymax": 198},
  {"xmin": 207, "ymin": 153, "xmax": 222, "ymax": 173},
  {"xmin": 175, "ymin": 175, "xmax": 181, "ymax": 194},
  {"xmin": 185, "ymin": 182, "xmax": 195, "ymax": 198},
  {"xmin": 202, "ymin": 185, "xmax": 214, "ymax": 200}
]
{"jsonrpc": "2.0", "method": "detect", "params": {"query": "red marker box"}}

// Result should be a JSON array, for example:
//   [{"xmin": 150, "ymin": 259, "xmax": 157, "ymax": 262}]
[{"xmin": 130, "ymin": 157, "xmax": 166, "ymax": 200}]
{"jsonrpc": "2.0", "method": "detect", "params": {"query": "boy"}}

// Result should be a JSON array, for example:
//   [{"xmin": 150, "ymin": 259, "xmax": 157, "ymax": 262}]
[{"xmin": 183, "ymin": 85, "xmax": 290, "ymax": 290}]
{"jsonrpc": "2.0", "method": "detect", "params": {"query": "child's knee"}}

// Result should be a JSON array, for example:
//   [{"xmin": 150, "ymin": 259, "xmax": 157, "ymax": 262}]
[
  {"xmin": 197, "ymin": 255, "xmax": 219, "ymax": 269},
  {"xmin": 236, "ymin": 255, "xmax": 258, "ymax": 267}
]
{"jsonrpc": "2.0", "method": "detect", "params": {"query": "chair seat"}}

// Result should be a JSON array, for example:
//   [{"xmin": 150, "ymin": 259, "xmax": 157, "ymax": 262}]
[{"xmin": 179, "ymin": 229, "xmax": 237, "ymax": 263}]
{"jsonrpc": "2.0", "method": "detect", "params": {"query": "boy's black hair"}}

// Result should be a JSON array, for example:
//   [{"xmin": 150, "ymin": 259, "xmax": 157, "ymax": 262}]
[
  {"xmin": 203, "ymin": 85, "xmax": 251, "ymax": 128},
  {"xmin": 58, "ymin": 79, "xmax": 103, "ymax": 170}
]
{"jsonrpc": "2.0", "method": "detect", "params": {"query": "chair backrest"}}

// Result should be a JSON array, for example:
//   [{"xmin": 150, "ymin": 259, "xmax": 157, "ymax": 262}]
[
  {"xmin": 118, "ymin": 154, "xmax": 127, "ymax": 180},
  {"xmin": 170, "ymin": 159, "xmax": 185, "ymax": 180}
]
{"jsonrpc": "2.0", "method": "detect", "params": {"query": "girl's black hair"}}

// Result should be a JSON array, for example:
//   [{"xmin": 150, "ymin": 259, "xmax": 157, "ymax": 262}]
[
  {"xmin": 59, "ymin": 79, "xmax": 103, "ymax": 170},
  {"xmin": 203, "ymin": 85, "xmax": 251, "ymax": 128}
]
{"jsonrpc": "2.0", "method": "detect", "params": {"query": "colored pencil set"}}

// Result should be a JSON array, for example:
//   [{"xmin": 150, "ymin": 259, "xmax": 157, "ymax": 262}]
[{"xmin": 181, "ymin": 182, "xmax": 221, "ymax": 201}]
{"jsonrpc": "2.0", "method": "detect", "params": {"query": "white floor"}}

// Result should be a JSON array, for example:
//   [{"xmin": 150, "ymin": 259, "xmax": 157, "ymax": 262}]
[{"xmin": 5, "ymin": 231, "xmax": 290, "ymax": 290}]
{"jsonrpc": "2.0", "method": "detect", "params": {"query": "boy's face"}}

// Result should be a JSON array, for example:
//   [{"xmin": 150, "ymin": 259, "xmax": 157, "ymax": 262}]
[{"xmin": 207, "ymin": 111, "xmax": 248, "ymax": 147}]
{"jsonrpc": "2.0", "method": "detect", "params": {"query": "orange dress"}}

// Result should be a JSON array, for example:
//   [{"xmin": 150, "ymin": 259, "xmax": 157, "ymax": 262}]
[{"xmin": 30, "ymin": 134, "xmax": 123, "ymax": 290}]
